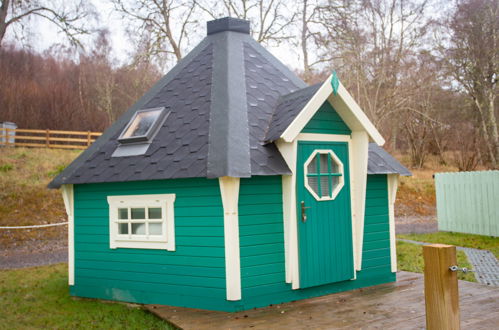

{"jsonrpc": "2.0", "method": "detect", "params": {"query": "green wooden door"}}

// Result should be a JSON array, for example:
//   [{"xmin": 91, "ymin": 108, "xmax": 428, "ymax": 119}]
[{"xmin": 296, "ymin": 141, "xmax": 354, "ymax": 288}]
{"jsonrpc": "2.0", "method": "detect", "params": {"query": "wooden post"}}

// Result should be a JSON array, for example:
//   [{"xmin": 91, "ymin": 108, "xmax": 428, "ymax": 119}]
[
  {"xmin": 87, "ymin": 131, "xmax": 91, "ymax": 146},
  {"xmin": 46, "ymin": 129, "xmax": 50, "ymax": 148},
  {"xmin": 423, "ymin": 244, "xmax": 460, "ymax": 330}
]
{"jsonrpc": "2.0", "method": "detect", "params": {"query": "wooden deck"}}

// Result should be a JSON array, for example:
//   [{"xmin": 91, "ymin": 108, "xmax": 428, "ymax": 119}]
[{"xmin": 145, "ymin": 272, "xmax": 499, "ymax": 329}]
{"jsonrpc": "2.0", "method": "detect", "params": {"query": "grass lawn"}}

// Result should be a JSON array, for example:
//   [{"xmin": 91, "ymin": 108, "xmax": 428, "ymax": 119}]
[
  {"xmin": 0, "ymin": 263, "xmax": 176, "ymax": 329},
  {"xmin": 397, "ymin": 241, "xmax": 476, "ymax": 282},
  {"xmin": 398, "ymin": 232, "xmax": 499, "ymax": 259}
]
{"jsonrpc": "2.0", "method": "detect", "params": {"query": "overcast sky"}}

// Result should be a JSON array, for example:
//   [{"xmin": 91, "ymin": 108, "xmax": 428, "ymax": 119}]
[{"xmin": 8, "ymin": 0, "xmax": 301, "ymax": 71}]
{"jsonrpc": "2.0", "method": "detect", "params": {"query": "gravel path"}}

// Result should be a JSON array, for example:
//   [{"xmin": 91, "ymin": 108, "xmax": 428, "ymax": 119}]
[
  {"xmin": 0, "ymin": 248, "xmax": 67, "ymax": 269},
  {"xmin": 395, "ymin": 215, "xmax": 438, "ymax": 234}
]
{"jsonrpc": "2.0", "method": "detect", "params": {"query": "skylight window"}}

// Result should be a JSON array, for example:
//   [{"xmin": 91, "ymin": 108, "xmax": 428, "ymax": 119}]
[{"xmin": 118, "ymin": 107, "xmax": 167, "ymax": 143}]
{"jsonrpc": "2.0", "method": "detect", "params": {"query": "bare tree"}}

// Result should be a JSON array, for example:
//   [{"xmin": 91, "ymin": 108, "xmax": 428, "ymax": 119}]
[
  {"xmin": 0, "ymin": 0, "xmax": 93, "ymax": 48},
  {"xmin": 195, "ymin": 0, "xmax": 296, "ymax": 45},
  {"xmin": 306, "ymin": 0, "xmax": 432, "ymax": 150},
  {"xmin": 110, "ymin": 0, "xmax": 198, "ymax": 65},
  {"xmin": 440, "ymin": 0, "xmax": 499, "ymax": 168}
]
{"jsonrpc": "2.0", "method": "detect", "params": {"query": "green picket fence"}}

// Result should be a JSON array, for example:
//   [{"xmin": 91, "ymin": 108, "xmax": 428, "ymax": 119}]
[{"xmin": 435, "ymin": 171, "xmax": 499, "ymax": 237}]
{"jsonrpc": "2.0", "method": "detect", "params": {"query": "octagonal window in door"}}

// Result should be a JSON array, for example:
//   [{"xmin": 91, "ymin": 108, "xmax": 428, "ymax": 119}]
[{"xmin": 304, "ymin": 150, "xmax": 344, "ymax": 201}]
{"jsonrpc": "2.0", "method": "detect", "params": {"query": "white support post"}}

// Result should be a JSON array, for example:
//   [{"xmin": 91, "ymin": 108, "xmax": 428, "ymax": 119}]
[
  {"xmin": 276, "ymin": 139, "xmax": 300, "ymax": 288},
  {"xmin": 61, "ymin": 184, "xmax": 74, "ymax": 285},
  {"xmin": 387, "ymin": 174, "xmax": 399, "ymax": 272},
  {"xmin": 350, "ymin": 131, "xmax": 369, "ymax": 271},
  {"xmin": 219, "ymin": 177, "xmax": 242, "ymax": 301}
]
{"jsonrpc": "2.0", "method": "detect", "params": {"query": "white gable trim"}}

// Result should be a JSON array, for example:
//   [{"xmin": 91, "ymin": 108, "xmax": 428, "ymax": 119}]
[
  {"xmin": 387, "ymin": 174, "xmax": 399, "ymax": 273},
  {"xmin": 61, "ymin": 184, "xmax": 74, "ymax": 286},
  {"xmin": 280, "ymin": 75, "xmax": 385, "ymax": 146},
  {"xmin": 219, "ymin": 176, "xmax": 242, "ymax": 301}
]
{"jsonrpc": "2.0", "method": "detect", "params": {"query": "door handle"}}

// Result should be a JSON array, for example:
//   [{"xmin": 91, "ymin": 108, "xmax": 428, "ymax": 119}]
[{"xmin": 301, "ymin": 201, "xmax": 311, "ymax": 223}]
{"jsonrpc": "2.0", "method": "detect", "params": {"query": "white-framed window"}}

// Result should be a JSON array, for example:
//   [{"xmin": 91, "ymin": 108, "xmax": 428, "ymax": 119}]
[
  {"xmin": 304, "ymin": 149, "xmax": 344, "ymax": 201},
  {"xmin": 107, "ymin": 194, "xmax": 176, "ymax": 251}
]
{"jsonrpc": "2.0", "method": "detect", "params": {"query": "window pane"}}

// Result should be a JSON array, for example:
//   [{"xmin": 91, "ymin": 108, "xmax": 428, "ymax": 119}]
[
  {"xmin": 131, "ymin": 223, "xmax": 146, "ymax": 235},
  {"xmin": 308, "ymin": 177, "xmax": 319, "ymax": 195},
  {"xmin": 149, "ymin": 223, "xmax": 162, "ymax": 235},
  {"xmin": 320, "ymin": 154, "xmax": 330, "ymax": 174},
  {"xmin": 332, "ymin": 176, "xmax": 340, "ymax": 191},
  {"xmin": 307, "ymin": 156, "xmax": 318, "ymax": 174},
  {"xmin": 122, "ymin": 109, "xmax": 162, "ymax": 138},
  {"xmin": 148, "ymin": 207, "xmax": 162, "ymax": 219},
  {"xmin": 131, "ymin": 208, "xmax": 145, "ymax": 219},
  {"xmin": 118, "ymin": 208, "xmax": 128, "ymax": 219},
  {"xmin": 331, "ymin": 160, "xmax": 339, "ymax": 173},
  {"xmin": 320, "ymin": 175, "xmax": 330, "ymax": 197},
  {"xmin": 118, "ymin": 223, "xmax": 128, "ymax": 234}
]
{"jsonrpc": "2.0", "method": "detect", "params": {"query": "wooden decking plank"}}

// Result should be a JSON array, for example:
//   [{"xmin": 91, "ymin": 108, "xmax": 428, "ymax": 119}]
[{"xmin": 145, "ymin": 271, "xmax": 499, "ymax": 329}]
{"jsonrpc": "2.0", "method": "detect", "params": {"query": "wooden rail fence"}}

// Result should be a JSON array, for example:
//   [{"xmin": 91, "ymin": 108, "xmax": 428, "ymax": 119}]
[{"xmin": 0, "ymin": 127, "xmax": 102, "ymax": 150}]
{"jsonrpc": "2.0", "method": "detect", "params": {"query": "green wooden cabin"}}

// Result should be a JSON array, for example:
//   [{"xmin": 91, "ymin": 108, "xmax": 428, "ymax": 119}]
[{"xmin": 50, "ymin": 17, "xmax": 410, "ymax": 312}]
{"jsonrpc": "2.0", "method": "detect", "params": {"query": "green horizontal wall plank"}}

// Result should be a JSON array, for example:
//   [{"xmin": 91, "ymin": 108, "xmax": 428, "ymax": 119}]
[
  {"xmin": 240, "ymin": 234, "xmax": 284, "ymax": 247},
  {"xmin": 365, "ymin": 215, "xmax": 390, "ymax": 225},
  {"xmin": 76, "ymin": 251, "xmax": 224, "ymax": 267},
  {"xmin": 239, "ymin": 223, "xmax": 284, "ymax": 236},
  {"xmin": 74, "ymin": 277, "xmax": 225, "ymax": 298},
  {"xmin": 76, "ymin": 260, "xmax": 225, "ymax": 278},
  {"xmin": 362, "ymin": 256, "xmax": 391, "ymax": 268},
  {"xmin": 76, "ymin": 243, "xmax": 224, "ymax": 258},
  {"xmin": 364, "ymin": 223, "xmax": 390, "ymax": 233},
  {"xmin": 240, "ymin": 243, "xmax": 284, "ymax": 257},
  {"xmin": 363, "ymin": 231, "xmax": 389, "ymax": 242},
  {"xmin": 241, "ymin": 263, "xmax": 285, "ymax": 277},
  {"xmin": 241, "ymin": 253, "xmax": 283, "ymax": 267},
  {"xmin": 76, "ymin": 268, "xmax": 225, "ymax": 288},
  {"xmin": 363, "ymin": 248, "xmax": 391, "ymax": 260},
  {"xmin": 301, "ymin": 100, "xmax": 351, "ymax": 135},
  {"xmin": 363, "ymin": 239, "xmax": 390, "ymax": 251}
]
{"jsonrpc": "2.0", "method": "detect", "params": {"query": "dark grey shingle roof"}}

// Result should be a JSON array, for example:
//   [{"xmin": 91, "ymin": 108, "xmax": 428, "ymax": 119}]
[
  {"xmin": 264, "ymin": 84, "xmax": 321, "ymax": 142},
  {"xmin": 368, "ymin": 143, "xmax": 412, "ymax": 176},
  {"xmin": 49, "ymin": 18, "xmax": 304, "ymax": 188},
  {"xmin": 49, "ymin": 17, "xmax": 409, "ymax": 189}
]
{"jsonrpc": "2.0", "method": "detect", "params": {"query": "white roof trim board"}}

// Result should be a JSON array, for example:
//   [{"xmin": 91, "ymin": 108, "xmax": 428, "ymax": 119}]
[{"xmin": 280, "ymin": 74, "xmax": 385, "ymax": 146}]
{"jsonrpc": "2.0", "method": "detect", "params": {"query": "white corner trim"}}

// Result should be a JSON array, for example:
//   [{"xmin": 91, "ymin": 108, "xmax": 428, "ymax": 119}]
[
  {"xmin": 280, "ymin": 74, "xmax": 385, "ymax": 146},
  {"xmin": 61, "ymin": 184, "xmax": 74, "ymax": 286},
  {"xmin": 347, "ymin": 141, "xmax": 357, "ymax": 280},
  {"xmin": 276, "ymin": 139, "xmax": 300, "ymax": 288},
  {"xmin": 219, "ymin": 176, "xmax": 242, "ymax": 301},
  {"xmin": 350, "ymin": 131, "xmax": 369, "ymax": 271},
  {"xmin": 387, "ymin": 174, "xmax": 399, "ymax": 273},
  {"xmin": 107, "ymin": 194, "xmax": 176, "ymax": 251}
]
